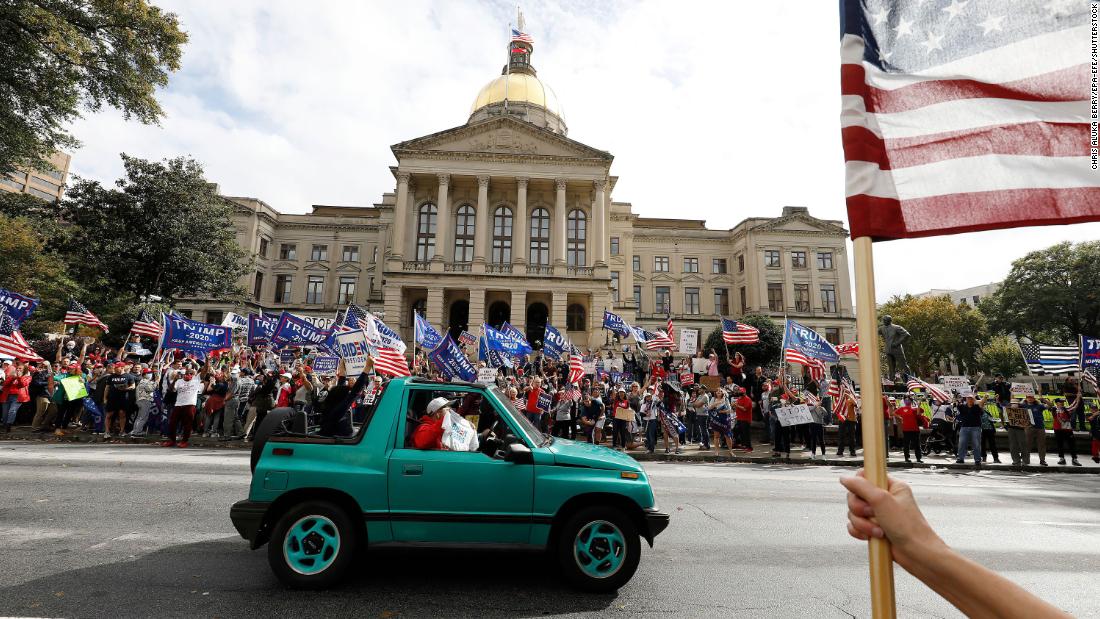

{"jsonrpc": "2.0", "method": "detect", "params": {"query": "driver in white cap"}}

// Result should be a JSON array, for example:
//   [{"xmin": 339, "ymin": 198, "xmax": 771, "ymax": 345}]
[{"xmin": 412, "ymin": 396, "xmax": 453, "ymax": 450}]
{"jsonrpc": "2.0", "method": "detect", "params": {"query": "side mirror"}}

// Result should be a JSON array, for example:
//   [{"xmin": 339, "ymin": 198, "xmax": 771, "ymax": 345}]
[{"xmin": 503, "ymin": 442, "xmax": 533, "ymax": 465}]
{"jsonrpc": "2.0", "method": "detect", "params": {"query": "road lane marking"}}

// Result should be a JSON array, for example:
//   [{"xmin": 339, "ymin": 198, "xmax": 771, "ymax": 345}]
[{"xmin": 1020, "ymin": 521, "xmax": 1100, "ymax": 527}]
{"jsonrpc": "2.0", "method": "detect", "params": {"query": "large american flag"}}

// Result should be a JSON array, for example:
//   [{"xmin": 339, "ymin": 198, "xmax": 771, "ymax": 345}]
[
  {"xmin": 906, "ymin": 377, "xmax": 951, "ymax": 404},
  {"xmin": 721, "ymin": 318, "xmax": 760, "ymax": 344},
  {"xmin": 64, "ymin": 299, "xmax": 109, "ymax": 332},
  {"xmin": 1084, "ymin": 368, "xmax": 1097, "ymax": 391},
  {"xmin": 373, "ymin": 347, "xmax": 410, "ymax": 378},
  {"xmin": 0, "ymin": 307, "xmax": 42, "ymax": 361},
  {"xmin": 643, "ymin": 329, "xmax": 674, "ymax": 350},
  {"xmin": 131, "ymin": 309, "xmax": 163, "ymax": 337},
  {"xmin": 841, "ymin": 0, "xmax": 1100, "ymax": 240},
  {"xmin": 1018, "ymin": 341, "xmax": 1079, "ymax": 375},
  {"xmin": 568, "ymin": 352, "xmax": 585, "ymax": 385}
]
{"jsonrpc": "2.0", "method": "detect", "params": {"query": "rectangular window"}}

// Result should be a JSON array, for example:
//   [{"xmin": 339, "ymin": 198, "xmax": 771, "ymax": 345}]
[
  {"xmin": 30, "ymin": 177, "xmax": 61, "ymax": 193},
  {"xmin": 817, "ymin": 251, "xmax": 834, "ymax": 269},
  {"xmin": 712, "ymin": 258, "xmax": 727, "ymax": 274},
  {"xmin": 1, "ymin": 177, "xmax": 25, "ymax": 191},
  {"xmin": 791, "ymin": 251, "xmax": 807, "ymax": 269},
  {"xmin": 368, "ymin": 277, "xmax": 375, "ymax": 293},
  {"xmin": 610, "ymin": 236, "xmax": 620, "ymax": 256},
  {"xmin": 279, "ymin": 243, "xmax": 296, "ymax": 260},
  {"xmin": 372, "ymin": 246, "xmax": 379, "ymax": 263},
  {"xmin": 610, "ymin": 272, "xmax": 620, "ymax": 302},
  {"xmin": 684, "ymin": 288, "xmax": 700, "ymax": 314},
  {"xmin": 632, "ymin": 255, "xmax": 641, "ymax": 272},
  {"xmin": 26, "ymin": 186, "xmax": 56, "ymax": 201},
  {"xmin": 307, "ymin": 276, "xmax": 325, "ymax": 304},
  {"xmin": 633, "ymin": 285, "xmax": 642, "ymax": 307},
  {"xmin": 253, "ymin": 272, "xmax": 264, "ymax": 301},
  {"xmin": 338, "ymin": 276, "xmax": 356, "ymax": 305},
  {"xmin": 258, "ymin": 238, "xmax": 269, "ymax": 258},
  {"xmin": 972, "ymin": 294, "xmax": 980, "ymax": 304},
  {"xmin": 821, "ymin": 284, "xmax": 837, "ymax": 313},
  {"xmin": 206, "ymin": 310, "xmax": 224, "ymax": 327},
  {"xmin": 739, "ymin": 286, "xmax": 747, "ymax": 314},
  {"xmin": 764, "ymin": 250, "xmax": 781, "ymax": 268},
  {"xmin": 767, "ymin": 283, "xmax": 784, "ymax": 312},
  {"xmin": 311, "ymin": 244, "xmax": 328, "ymax": 261},
  {"xmin": 794, "ymin": 283, "xmax": 810, "ymax": 312},
  {"xmin": 178, "ymin": 309, "xmax": 192, "ymax": 319},
  {"xmin": 654, "ymin": 256, "xmax": 669, "ymax": 272},
  {"xmin": 274, "ymin": 275, "xmax": 292, "ymax": 303},
  {"xmin": 342, "ymin": 245, "xmax": 359, "ymax": 262},
  {"xmin": 825, "ymin": 328, "xmax": 841, "ymax": 345},
  {"xmin": 714, "ymin": 288, "xmax": 730, "ymax": 315},
  {"xmin": 683, "ymin": 257, "xmax": 699, "ymax": 273},
  {"xmin": 655, "ymin": 286, "xmax": 670, "ymax": 313},
  {"xmin": 41, "ymin": 166, "xmax": 63, "ymax": 181},
  {"xmin": 738, "ymin": 254, "xmax": 745, "ymax": 272}
]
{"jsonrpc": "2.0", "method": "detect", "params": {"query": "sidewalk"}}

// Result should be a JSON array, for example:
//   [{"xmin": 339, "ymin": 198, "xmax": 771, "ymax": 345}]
[{"xmin": 3, "ymin": 426, "xmax": 1098, "ymax": 474}]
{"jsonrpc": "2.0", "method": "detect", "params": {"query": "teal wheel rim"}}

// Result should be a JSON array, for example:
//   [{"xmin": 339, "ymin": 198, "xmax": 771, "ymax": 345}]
[
  {"xmin": 573, "ymin": 520, "xmax": 627, "ymax": 579},
  {"xmin": 283, "ymin": 515, "xmax": 340, "ymax": 575}
]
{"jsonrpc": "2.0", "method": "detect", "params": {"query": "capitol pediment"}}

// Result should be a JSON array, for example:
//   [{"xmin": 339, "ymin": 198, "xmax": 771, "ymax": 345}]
[
  {"xmin": 754, "ymin": 212, "xmax": 849, "ymax": 236},
  {"xmin": 392, "ymin": 117, "xmax": 612, "ymax": 161}
]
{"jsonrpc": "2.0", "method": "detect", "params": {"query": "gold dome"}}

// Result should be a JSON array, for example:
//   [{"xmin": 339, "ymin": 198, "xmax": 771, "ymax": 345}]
[{"xmin": 469, "ymin": 73, "xmax": 564, "ymax": 118}]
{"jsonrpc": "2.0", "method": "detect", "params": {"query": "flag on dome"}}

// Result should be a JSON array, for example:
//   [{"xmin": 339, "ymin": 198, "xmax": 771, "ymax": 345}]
[
  {"xmin": 840, "ymin": 0, "xmax": 1100, "ymax": 240},
  {"xmin": 511, "ymin": 28, "xmax": 533, "ymax": 44}
]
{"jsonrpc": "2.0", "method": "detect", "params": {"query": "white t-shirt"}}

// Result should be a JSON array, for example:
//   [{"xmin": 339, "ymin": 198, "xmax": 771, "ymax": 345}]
[{"xmin": 173, "ymin": 376, "xmax": 204, "ymax": 407}]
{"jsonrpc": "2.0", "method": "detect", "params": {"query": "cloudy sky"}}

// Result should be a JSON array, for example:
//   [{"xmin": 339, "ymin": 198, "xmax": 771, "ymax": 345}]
[{"xmin": 67, "ymin": 0, "xmax": 1100, "ymax": 302}]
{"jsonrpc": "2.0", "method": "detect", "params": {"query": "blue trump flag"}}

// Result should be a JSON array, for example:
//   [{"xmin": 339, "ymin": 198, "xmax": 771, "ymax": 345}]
[
  {"xmin": 162, "ymin": 314, "xmax": 233, "ymax": 354},
  {"xmin": 247, "ymin": 313, "xmax": 279, "ymax": 346},
  {"xmin": 428, "ymin": 335, "xmax": 476, "ymax": 382},
  {"xmin": 478, "ymin": 334, "xmax": 512, "ymax": 369},
  {"xmin": 1081, "ymin": 334, "xmax": 1100, "ymax": 374},
  {"xmin": 542, "ymin": 323, "xmax": 569, "ymax": 357},
  {"xmin": 602, "ymin": 310, "xmax": 632, "ymax": 337},
  {"xmin": 414, "ymin": 312, "xmax": 444, "ymax": 350},
  {"xmin": 783, "ymin": 319, "xmax": 839, "ymax": 363},
  {"xmin": 0, "ymin": 288, "xmax": 39, "ymax": 328},
  {"xmin": 271, "ymin": 311, "xmax": 333, "ymax": 349},
  {"xmin": 501, "ymin": 322, "xmax": 534, "ymax": 355},
  {"xmin": 483, "ymin": 323, "xmax": 531, "ymax": 356}
]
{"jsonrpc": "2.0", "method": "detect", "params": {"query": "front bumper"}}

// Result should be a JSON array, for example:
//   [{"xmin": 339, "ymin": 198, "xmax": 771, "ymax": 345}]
[
  {"xmin": 230, "ymin": 500, "xmax": 270, "ymax": 549},
  {"xmin": 641, "ymin": 508, "xmax": 670, "ymax": 546}
]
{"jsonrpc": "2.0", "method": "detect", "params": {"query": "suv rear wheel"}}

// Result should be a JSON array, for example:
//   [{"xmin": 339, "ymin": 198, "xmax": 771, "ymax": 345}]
[
  {"xmin": 267, "ymin": 500, "xmax": 356, "ymax": 589},
  {"xmin": 556, "ymin": 505, "xmax": 640, "ymax": 592}
]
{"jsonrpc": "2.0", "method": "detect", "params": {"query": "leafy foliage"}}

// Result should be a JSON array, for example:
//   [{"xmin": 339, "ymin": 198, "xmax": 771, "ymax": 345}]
[
  {"xmin": 975, "ymin": 335, "xmax": 1025, "ymax": 378},
  {"xmin": 0, "ymin": 214, "xmax": 79, "ymax": 338},
  {"xmin": 702, "ymin": 314, "xmax": 783, "ymax": 371},
  {"xmin": 0, "ymin": 0, "xmax": 186, "ymax": 175},
  {"xmin": 982, "ymin": 241, "xmax": 1100, "ymax": 343},
  {"xmin": 878, "ymin": 294, "xmax": 990, "ymax": 377}
]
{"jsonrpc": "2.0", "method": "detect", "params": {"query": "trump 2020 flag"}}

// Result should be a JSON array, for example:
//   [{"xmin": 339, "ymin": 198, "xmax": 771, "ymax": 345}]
[
  {"xmin": 1081, "ymin": 335, "xmax": 1100, "ymax": 375},
  {"xmin": 414, "ymin": 312, "xmax": 443, "ymax": 350},
  {"xmin": 542, "ymin": 323, "xmax": 569, "ymax": 358},
  {"xmin": 428, "ymin": 335, "xmax": 476, "ymax": 382},
  {"xmin": 247, "ymin": 313, "xmax": 279, "ymax": 346},
  {"xmin": 271, "ymin": 311, "xmax": 333, "ymax": 349},
  {"xmin": 483, "ymin": 323, "xmax": 531, "ymax": 356},
  {"xmin": 0, "ymin": 288, "xmax": 39, "ymax": 328},
  {"xmin": 840, "ymin": 0, "xmax": 1100, "ymax": 240},
  {"xmin": 783, "ymin": 319, "xmax": 840, "ymax": 365},
  {"xmin": 602, "ymin": 310, "xmax": 632, "ymax": 338},
  {"xmin": 501, "ymin": 323, "xmax": 534, "ymax": 356}
]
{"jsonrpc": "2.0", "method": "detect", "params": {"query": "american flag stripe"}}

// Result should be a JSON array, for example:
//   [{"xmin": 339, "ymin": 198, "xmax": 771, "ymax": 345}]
[
  {"xmin": 131, "ymin": 310, "xmax": 163, "ymax": 337},
  {"xmin": 64, "ymin": 299, "xmax": 109, "ymax": 332},
  {"xmin": 510, "ymin": 28, "xmax": 533, "ymax": 43},
  {"xmin": 1019, "ymin": 341, "xmax": 1079, "ymax": 375},
  {"xmin": 373, "ymin": 347, "xmax": 410, "ymax": 377},
  {"xmin": 568, "ymin": 353, "xmax": 584, "ymax": 385},
  {"xmin": 721, "ymin": 318, "xmax": 759, "ymax": 344},
  {"xmin": 840, "ymin": 1, "xmax": 1100, "ymax": 240}
]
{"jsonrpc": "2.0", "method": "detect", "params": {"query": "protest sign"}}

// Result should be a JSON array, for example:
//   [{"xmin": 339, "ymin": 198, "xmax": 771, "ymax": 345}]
[
  {"xmin": 333, "ymin": 329, "xmax": 371, "ymax": 376},
  {"xmin": 610, "ymin": 371, "xmax": 621, "ymax": 385},
  {"xmin": 60, "ymin": 375, "xmax": 89, "ymax": 401},
  {"xmin": 162, "ymin": 314, "xmax": 232, "ymax": 355},
  {"xmin": 940, "ymin": 376, "xmax": 969, "ymax": 392},
  {"xmin": 678, "ymin": 328, "xmax": 699, "ymax": 355},
  {"xmin": 279, "ymin": 349, "xmax": 296, "ymax": 365},
  {"xmin": 220, "ymin": 312, "xmax": 249, "ymax": 331},
  {"xmin": 582, "ymin": 361, "xmax": 597, "ymax": 375},
  {"xmin": 458, "ymin": 330, "xmax": 478, "ymax": 347},
  {"xmin": 477, "ymin": 367, "xmax": 497, "ymax": 386},
  {"xmin": 776, "ymin": 404, "xmax": 814, "ymax": 427},
  {"xmin": 620, "ymin": 372, "xmax": 633, "ymax": 385},
  {"xmin": 1010, "ymin": 383, "xmax": 1036, "ymax": 397},
  {"xmin": 1004, "ymin": 407, "xmax": 1032, "ymax": 428},
  {"xmin": 692, "ymin": 358, "xmax": 709, "ymax": 374},
  {"xmin": 700, "ymin": 376, "xmax": 721, "ymax": 392},
  {"xmin": 299, "ymin": 314, "xmax": 335, "ymax": 330},
  {"xmin": 537, "ymin": 391, "xmax": 552, "ymax": 412},
  {"xmin": 311, "ymin": 355, "xmax": 339, "ymax": 375}
]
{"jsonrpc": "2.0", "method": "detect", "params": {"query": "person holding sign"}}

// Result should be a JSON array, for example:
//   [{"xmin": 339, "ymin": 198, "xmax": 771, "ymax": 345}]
[
  {"xmin": 1002, "ymin": 404, "xmax": 1031, "ymax": 467},
  {"xmin": 1019, "ymin": 394, "xmax": 1048, "ymax": 467},
  {"xmin": 1088, "ymin": 404, "xmax": 1100, "ymax": 464}
]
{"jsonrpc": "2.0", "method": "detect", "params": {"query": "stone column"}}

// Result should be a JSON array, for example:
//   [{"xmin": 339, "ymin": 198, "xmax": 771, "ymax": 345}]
[
  {"xmin": 390, "ymin": 172, "xmax": 410, "ymax": 260},
  {"xmin": 591, "ymin": 179, "xmax": 606, "ymax": 266},
  {"xmin": 511, "ymin": 289, "xmax": 527, "ymax": 333},
  {"xmin": 383, "ymin": 286, "xmax": 404, "ymax": 338},
  {"xmin": 468, "ymin": 288, "xmax": 486, "ymax": 332},
  {"xmin": 514, "ymin": 177, "xmax": 528, "ymax": 265},
  {"xmin": 553, "ymin": 179, "xmax": 567, "ymax": 269},
  {"xmin": 426, "ymin": 287, "xmax": 445, "ymax": 330},
  {"xmin": 552, "ymin": 290, "xmax": 568, "ymax": 334},
  {"xmin": 434, "ymin": 174, "xmax": 450, "ymax": 263},
  {"xmin": 473, "ymin": 175, "xmax": 490, "ymax": 264}
]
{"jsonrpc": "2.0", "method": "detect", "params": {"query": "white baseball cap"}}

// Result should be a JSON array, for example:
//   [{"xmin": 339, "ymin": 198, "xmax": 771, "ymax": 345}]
[{"xmin": 426, "ymin": 396, "xmax": 450, "ymax": 415}]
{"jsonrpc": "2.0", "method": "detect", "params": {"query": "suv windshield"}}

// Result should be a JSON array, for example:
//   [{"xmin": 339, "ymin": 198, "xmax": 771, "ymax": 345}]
[{"xmin": 490, "ymin": 386, "xmax": 548, "ymax": 446}]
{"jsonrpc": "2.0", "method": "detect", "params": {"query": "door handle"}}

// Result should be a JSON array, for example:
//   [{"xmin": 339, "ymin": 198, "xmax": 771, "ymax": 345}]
[{"xmin": 402, "ymin": 464, "xmax": 423, "ymax": 476}]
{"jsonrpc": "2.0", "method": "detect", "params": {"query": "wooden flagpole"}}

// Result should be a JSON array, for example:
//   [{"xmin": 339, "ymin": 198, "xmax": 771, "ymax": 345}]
[{"xmin": 852, "ymin": 236, "xmax": 896, "ymax": 618}]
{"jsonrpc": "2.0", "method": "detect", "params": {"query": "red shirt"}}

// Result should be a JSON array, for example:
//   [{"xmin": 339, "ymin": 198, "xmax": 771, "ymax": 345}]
[
  {"xmin": 893, "ymin": 405, "xmax": 921, "ymax": 432},
  {"xmin": 525, "ymin": 387, "xmax": 543, "ymax": 414},
  {"xmin": 735, "ymin": 395, "xmax": 753, "ymax": 422},
  {"xmin": 412, "ymin": 414, "xmax": 444, "ymax": 449}
]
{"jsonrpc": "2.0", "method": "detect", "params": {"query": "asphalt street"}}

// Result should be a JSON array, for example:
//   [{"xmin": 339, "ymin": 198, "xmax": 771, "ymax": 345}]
[{"xmin": 0, "ymin": 442, "xmax": 1097, "ymax": 618}]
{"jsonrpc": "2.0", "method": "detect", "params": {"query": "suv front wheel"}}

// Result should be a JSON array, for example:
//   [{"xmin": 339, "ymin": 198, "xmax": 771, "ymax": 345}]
[
  {"xmin": 268, "ymin": 500, "xmax": 356, "ymax": 589},
  {"xmin": 556, "ymin": 505, "xmax": 641, "ymax": 592}
]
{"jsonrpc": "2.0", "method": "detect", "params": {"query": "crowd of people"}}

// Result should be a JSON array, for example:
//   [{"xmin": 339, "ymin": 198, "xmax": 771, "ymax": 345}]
[{"xmin": 2, "ymin": 335, "xmax": 1098, "ymax": 468}]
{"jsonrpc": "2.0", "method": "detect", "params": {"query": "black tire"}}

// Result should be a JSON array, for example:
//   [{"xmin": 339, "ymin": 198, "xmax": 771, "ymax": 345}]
[
  {"xmin": 267, "ymin": 500, "xmax": 357, "ymax": 589},
  {"xmin": 556, "ymin": 505, "xmax": 641, "ymax": 593},
  {"xmin": 250, "ymin": 407, "xmax": 294, "ymax": 472}
]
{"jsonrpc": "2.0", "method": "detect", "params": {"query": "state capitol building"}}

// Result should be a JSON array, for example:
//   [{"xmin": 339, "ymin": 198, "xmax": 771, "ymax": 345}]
[{"xmin": 180, "ymin": 34, "xmax": 856, "ymax": 354}]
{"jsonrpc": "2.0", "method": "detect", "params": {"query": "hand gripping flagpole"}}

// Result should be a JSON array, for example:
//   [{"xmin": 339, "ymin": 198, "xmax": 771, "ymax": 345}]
[{"xmin": 852, "ymin": 236, "xmax": 896, "ymax": 618}]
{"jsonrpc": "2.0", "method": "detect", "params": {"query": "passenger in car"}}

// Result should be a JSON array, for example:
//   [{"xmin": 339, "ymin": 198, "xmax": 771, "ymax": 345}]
[{"xmin": 412, "ymin": 396, "xmax": 452, "ymax": 450}]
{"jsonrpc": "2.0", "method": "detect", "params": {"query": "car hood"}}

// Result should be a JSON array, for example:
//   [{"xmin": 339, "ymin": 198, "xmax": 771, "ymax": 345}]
[{"xmin": 546, "ymin": 438, "xmax": 644, "ymax": 472}]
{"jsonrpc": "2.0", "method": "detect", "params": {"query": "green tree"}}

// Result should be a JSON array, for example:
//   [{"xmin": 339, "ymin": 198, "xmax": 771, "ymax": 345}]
[
  {"xmin": 983, "ymin": 241, "xmax": 1100, "ymax": 342},
  {"xmin": 0, "ymin": 0, "xmax": 187, "ymax": 175},
  {"xmin": 0, "ymin": 214, "xmax": 80, "ymax": 338},
  {"xmin": 975, "ymin": 335, "xmax": 1025, "ymax": 378},
  {"xmin": 878, "ymin": 294, "xmax": 990, "ymax": 377},
  {"xmin": 703, "ymin": 314, "xmax": 783, "ymax": 370}
]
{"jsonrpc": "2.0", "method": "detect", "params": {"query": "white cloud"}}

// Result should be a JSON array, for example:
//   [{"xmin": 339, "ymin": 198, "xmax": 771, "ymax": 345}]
[{"xmin": 65, "ymin": 0, "xmax": 1100, "ymax": 303}]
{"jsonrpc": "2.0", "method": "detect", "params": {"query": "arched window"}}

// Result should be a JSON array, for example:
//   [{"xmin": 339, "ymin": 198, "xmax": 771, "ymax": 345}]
[
  {"xmin": 567, "ymin": 209, "xmax": 586, "ymax": 267},
  {"xmin": 492, "ymin": 206, "xmax": 512, "ymax": 263},
  {"xmin": 453, "ymin": 204, "xmax": 475, "ymax": 263},
  {"xmin": 529, "ymin": 208, "xmax": 550, "ymax": 265},
  {"xmin": 567, "ymin": 303, "xmax": 586, "ymax": 332},
  {"xmin": 410, "ymin": 298, "xmax": 427, "ymax": 328},
  {"xmin": 415, "ymin": 203, "xmax": 437, "ymax": 261}
]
